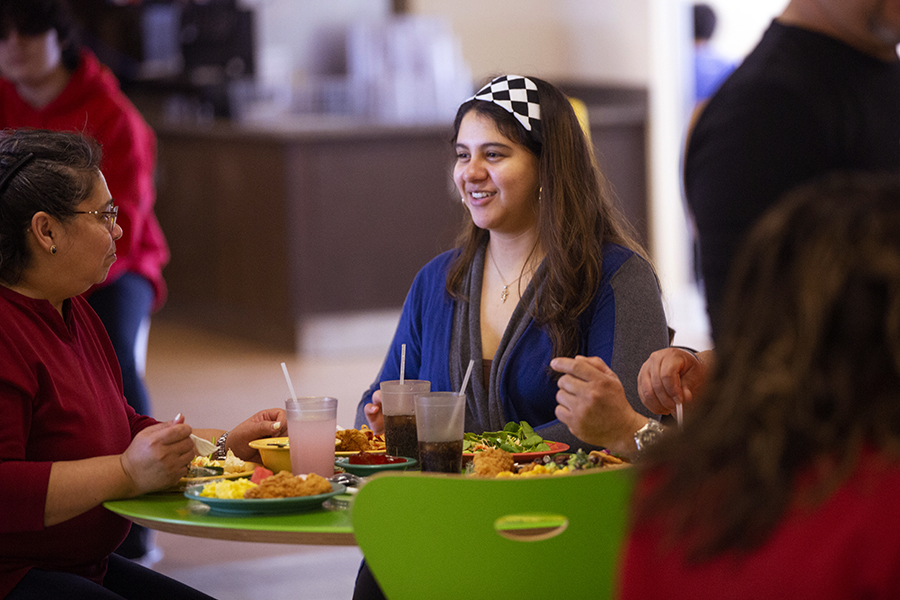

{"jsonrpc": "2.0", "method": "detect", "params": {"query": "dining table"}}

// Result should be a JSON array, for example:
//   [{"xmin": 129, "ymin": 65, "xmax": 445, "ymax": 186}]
[{"xmin": 103, "ymin": 491, "xmax": 356, "ymax": 546}]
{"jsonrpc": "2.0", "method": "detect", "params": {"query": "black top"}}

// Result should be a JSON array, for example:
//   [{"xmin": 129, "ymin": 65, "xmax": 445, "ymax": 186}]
[{"xmin": 685, "ymin": 21, "xmax": 900, "ymax": 340}]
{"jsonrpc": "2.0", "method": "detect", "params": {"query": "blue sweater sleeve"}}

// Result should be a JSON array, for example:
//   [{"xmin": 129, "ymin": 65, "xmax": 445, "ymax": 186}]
[{"xmin": 354, "ymin": 251, "xmax": 457, "ymax": 428}]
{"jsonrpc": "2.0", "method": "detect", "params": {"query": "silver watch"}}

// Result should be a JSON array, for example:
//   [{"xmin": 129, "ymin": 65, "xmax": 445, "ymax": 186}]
[
  {"xmin": 633, "ymin": 419, "xmax": 664, "ymax": 454},
  {"xmin": 215, "ymin": 431, "xmax": 230, "ymax": 460}
]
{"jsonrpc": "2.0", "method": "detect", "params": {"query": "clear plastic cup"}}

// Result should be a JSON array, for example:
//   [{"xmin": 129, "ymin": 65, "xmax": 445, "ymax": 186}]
[
  {"xmin": 380, "ymin": 379, "xmax": 430, "ymax": 460},
  {"xmin": 285, "ymin": 396, "xmax": 337, "ymax": 477},
  {"xmin": 415, "ymin": 392, "xmax": 465, "ymax": 473}
]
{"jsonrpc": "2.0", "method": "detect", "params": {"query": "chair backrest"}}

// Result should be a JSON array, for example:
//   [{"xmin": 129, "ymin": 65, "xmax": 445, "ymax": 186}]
[{"xmin": 351, "ymin": 466, "xmax": 634, "ymax": 600}]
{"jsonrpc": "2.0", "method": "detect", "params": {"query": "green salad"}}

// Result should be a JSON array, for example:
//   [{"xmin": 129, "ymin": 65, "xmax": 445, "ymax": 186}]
[{"xmin": 462, "ymin": 421, "xmax": 551, "ymax": 454}]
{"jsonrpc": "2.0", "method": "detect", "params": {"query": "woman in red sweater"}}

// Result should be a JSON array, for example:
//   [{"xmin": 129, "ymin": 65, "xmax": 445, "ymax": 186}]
[
  {"xmin": 619, "ymin": 172, "xmax": 900, "ymax": 599},
  {"xmin": 0, "ymin": 0, "xmax": 170, "ymax": 562},
  {"xmin": 0, "ymin": 129, "xmax": 285, "ymax": 600}
]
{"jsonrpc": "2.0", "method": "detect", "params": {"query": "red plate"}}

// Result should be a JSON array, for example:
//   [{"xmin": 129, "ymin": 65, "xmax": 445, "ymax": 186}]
[{"xmin": 463, "ymin": 441, "xmax": 570, "ymax": 463}]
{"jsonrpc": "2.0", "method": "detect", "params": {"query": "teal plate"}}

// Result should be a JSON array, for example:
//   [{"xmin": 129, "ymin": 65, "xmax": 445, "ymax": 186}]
[
  {"xmin": 184, "ymin": 482, "xmax": 346, "ymax": 515},
  {"xmin": 334, "ymin": 456, "xmax": 417, "ymax": 477}
]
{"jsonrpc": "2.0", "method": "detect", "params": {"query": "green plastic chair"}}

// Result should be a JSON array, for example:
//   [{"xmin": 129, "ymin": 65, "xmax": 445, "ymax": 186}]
[{"xmin": 351, "ymin": 466, "xmax": 635, "ymax": 600}]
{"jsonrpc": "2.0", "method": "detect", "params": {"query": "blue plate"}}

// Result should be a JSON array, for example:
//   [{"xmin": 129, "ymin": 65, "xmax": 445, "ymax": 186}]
[
  {"xmin": 184, "ymin": 481, "xmax": 346, "ymax": 515},
  {"xmin": 334, "ymin": 456, "xmax": 417, "ymax": 477}
]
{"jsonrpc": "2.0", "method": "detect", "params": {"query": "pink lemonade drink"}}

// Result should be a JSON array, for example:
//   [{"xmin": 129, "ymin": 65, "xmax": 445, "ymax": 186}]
[{"xmin": 285, "ymin": 397, "xmax": 338, "ymax": 477}]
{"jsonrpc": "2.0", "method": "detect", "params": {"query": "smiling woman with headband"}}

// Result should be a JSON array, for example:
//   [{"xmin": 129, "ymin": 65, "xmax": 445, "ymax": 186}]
[
  {"xmin": 356, "ymin": 74, "xmax": 668, "ymax": 451},
  {"xmin": 351, "ymin": 75, "xmax": 669, "ymax": 598},
  {"xmin": 0, "ymin": 129, "xmax": 288, "ymax": 599}
]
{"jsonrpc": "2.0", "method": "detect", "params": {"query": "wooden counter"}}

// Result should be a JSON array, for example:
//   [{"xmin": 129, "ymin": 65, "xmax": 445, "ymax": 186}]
[{"xmin": 151, "ymin": 92, "xmax": 648, "ymax": 351}]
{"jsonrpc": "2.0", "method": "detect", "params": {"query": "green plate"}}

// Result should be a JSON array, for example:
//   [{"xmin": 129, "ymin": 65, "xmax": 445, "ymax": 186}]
[
  {"xmin": 184, "ymin": 482, "xmax": 345, "ymax": 515},
  {"xmin": 334, "ymin": 456, "xmax": 416, "ymax": 477}
]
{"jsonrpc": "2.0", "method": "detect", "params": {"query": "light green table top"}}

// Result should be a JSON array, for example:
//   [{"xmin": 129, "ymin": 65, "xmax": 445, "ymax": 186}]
[{"xmin": 103, "ymin": 492, "xmax": 355, "ymax": 546}]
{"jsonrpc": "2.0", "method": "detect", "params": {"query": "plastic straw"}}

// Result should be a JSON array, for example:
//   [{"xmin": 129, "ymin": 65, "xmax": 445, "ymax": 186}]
[
  {"xmin": 400, "ymin": 344, "xmax": 406, "ymax": 384},
  {"xmin": 675, "ymin": 401, "xmax": 684, "ymax": 430},
  {"xmin": 446, "ymin": 359, "xmax": 475, "ymax": 439},
  {"xmin": 281, "ymin": 362, "xmax": 297, "ymax": 401},
  {"xmin": 458, "ymin": 359, "xmax": 474, "ymax": 396}
]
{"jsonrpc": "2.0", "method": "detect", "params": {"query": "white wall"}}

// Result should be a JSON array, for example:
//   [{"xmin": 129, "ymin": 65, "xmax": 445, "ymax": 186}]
[
  {"xmin": 704, "ymin": 0, "xmax": 789, "ymax": 62},
  {"xmin": 239, "ymin": 0, "xmax": 391, "ymax": 80},
  {"xmin": 409, "ymin": 0, "xmax": 651, "ymax": 85}
]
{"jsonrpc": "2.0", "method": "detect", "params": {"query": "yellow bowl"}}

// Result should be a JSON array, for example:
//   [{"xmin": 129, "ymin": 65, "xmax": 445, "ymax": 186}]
[
  {"xmin": 250, "ymin": 433, "xmax": 387, "ymax": 473},
  {"xmin": 249, "ymin": 437, "xmax": 291, "ymax": 473}
]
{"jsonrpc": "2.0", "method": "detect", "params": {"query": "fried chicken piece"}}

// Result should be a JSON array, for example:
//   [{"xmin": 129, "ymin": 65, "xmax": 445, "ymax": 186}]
[
  {"xmin": 335, "ymin": 428, "xmax": 370, "ymax": 452},
  {"xmin": 472, "ymin": 448, "xmax": 515, "ymax": 477},
  {"xmin": 298, "ymin": 472, "xmax": 334, "ymax": 496},
  {"xmin": 243, "ymin": 471, "xmax": 333, "ymax": 499}
]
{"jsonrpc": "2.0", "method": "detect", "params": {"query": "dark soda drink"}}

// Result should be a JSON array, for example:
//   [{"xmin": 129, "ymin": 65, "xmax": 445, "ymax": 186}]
[
  {"xmin": 418, "ymin": 439, "xmax": 463, "ymax": 473},
  {"xmin": 384, "ymin": 414, "xmax": 419, "ymax": 461}
]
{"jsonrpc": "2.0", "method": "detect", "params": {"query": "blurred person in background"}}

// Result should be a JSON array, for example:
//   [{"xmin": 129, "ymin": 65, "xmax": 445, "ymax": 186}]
[
  {"xmin": 0, "ymin": 0, "xmax": 169, "ymax": 563},
  {"xmin": 620, "ymin": 172, "xmax": 900, "ymax": 599},
  {"xmin": 692, "ymin": 3, "xmax": 736, "ymax": 104}
]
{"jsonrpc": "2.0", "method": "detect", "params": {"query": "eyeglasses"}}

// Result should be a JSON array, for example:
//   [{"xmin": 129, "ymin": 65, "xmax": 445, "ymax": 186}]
[{"xmin": 74, "ymin": 204, "xmax": 118, "ymax": 233}]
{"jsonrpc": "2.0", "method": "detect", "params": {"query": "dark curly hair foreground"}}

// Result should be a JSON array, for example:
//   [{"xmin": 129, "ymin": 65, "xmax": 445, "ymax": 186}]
[{"xmin": 634, "ymin": 171, "xmax": 900, "ymax": 561}]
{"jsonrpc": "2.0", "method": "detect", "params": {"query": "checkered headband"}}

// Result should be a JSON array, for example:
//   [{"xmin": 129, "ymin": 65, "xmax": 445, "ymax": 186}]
[{"xmin": 469, "ymin": 75, "xmax": 541, "ymax": 133}]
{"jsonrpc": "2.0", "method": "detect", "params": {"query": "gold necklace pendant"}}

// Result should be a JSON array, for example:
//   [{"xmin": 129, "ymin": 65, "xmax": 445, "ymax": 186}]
[{"xmin": 489, "ymin": 246, "xmax": 522, "ymax": 305}]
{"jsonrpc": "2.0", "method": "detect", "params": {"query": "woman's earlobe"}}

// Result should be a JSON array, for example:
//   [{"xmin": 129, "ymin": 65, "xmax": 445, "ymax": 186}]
[{"xmin": 30, "ymin": 212, "xmax": 58, "ymax": 254}]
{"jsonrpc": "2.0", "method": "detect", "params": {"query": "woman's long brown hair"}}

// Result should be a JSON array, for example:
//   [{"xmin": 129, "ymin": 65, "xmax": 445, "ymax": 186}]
[
  {"xmin": 446, "ymin": 76, "xmax": 645, "ymax": 360},
  {"xmin": 633, "ymin": 172, "xmax": 900, "ymax": 562}
]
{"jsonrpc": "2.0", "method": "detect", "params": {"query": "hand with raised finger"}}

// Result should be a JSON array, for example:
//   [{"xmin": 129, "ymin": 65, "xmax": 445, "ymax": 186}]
[{"xmin": 551, "ymin": 355, "xmax": 647, "ymax": 453}]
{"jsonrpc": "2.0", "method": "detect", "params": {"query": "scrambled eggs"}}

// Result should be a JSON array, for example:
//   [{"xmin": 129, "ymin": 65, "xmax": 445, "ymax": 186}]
[{"xmin": 199, "ymin": 478, "xmax": 257, "ymax": 499}]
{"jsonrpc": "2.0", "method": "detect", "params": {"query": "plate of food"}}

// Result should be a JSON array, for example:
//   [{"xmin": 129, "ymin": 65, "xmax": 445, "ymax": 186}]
[
  {"xmin": 461, "ymin": 421, "xmax": 569, "ymax": 462},
  {"xmin": 463, "ymin": 441, "xmax": 570, "ymax": 463},
  {"xmin": 468, "ymin": 447, "xmax": 627, "ymax": 477},
  {"xmin": 184, "ymin": 472, "xmax": 346, "ymax": 515}
]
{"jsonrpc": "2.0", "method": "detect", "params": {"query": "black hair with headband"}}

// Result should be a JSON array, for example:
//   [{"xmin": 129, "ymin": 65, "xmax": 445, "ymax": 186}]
[
  {"xmin": 0, "ymin": 129, "xmax": 102, "ymax": 286},
  {"xmin": 0, "ymin": 152, "xmax": 35, "ymax": 197},
  {"xmin": 468, "ymin": 74, "xmax": 543, "ymax": 144}
]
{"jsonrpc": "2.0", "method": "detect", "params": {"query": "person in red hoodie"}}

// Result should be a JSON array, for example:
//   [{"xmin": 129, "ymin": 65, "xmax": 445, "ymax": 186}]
[{"xmin": 0, "ymin": 0, "xmax": 169, "ymax": 563}]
